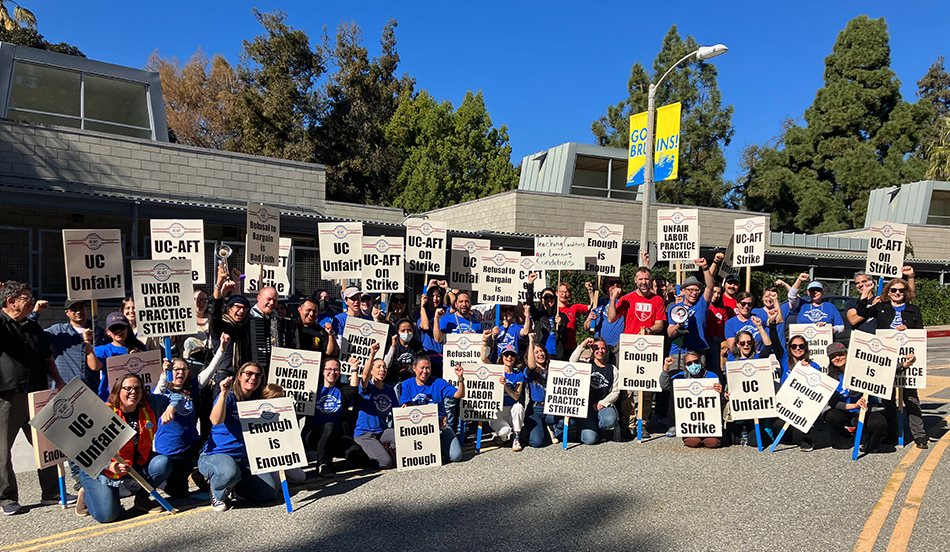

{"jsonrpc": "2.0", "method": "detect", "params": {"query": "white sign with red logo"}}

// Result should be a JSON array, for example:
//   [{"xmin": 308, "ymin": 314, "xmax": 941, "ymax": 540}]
[
  {"xmin": 238, "ymin": 397, "xmax": 307, "ymax": 475},
  {"xmin": 657, "ymin": 209, "xmax": 699, "ymax": 263},
  {"xmin": 673, "ymin": 379, "xmax": 723, "ymax": 437},
  {"xmin": 149, "ymin": 219, "xmax": 206, "ymax": 284},
  {"xmin": 543, "ymin": 360, "xmax": 592, "ymax": 418},
  {"xmin": 476, "ymin": 250, "xmax": 521, "ymax": 305},
  {"xmin": 534, "ymin": 236, "xmax": 587, "ymax": 270},
  {"xmin": 269, "ymin": 347, "xmax": 322, "ymax": 416},
  {"xmin": 517, "ymin": 256, "xmax": 546, "ymax": 304},
  {"xmin": 774, "ymin": 362, "xmax": 837, "ymax": 432},
  {"xmin": 62, "ymin": 229, "xmax": 125, "ymax": 301},
  {"xmin": 789, "ymin": 324, "xmax": 833, "ymax": 373},
  {"xmin": 29, "ymin": 378, "xmax": 135, "ymax": 477},
  {"xmin": 583, "ymin": 222, "xmax": 623, "ymax": 277},
  {"xmin": 28, "ymin": 389, "xmax": 67, "ymax": 469},
  {"xmin": 361, "ymin": 236, "xmax": 405, "ymax": 293},
  {"xmin": 879, "ymin": 329, "xmax": 927, "ymax": 389},
  {"xmin": 725, "ymin": 359, "xmax": 777, "ymax": 420},
  {"xmin": 318, "ymin": 222, "xmax": 363, "ymax": 280},
  {"xmin": 459, "ymin": 364, "xmax": 504, "ymax": 422},
  {"xmin": 339, "ymin": 318, "xmax": 389, "ymax": 377},
  {"xmin": 442, "ymin": 333, "xmax": 482, "ymax": 387},
  {"xmin": 732, "ymin": 216, "xmax": 767, "ymax": 268},
  {"xmin": 844, "ymin": 330, "xmax": 898, "ymax": 400},
  {"xmin": 393, "ymin": 404, "xmax": 441, "ymax": 471},
  {"xmin": 246, "ymin": 202, "xmax": 281, "ymax": 267},
  {"xmin": 106, "ymin": 350, "xmax": 163, "ymax": 392},
  {"xmin": 131, "ymin": 259, "xmax": 197, "ymax": 339},
  {"xmin": 449, "ymin": 238, "xmax": 490, "ymax": 296},
  {"xmin": 865, "ymin": 221, "xmax": 907, "ymax": 278},
  {"xmin": 245, "ymin": 237, "xmax": 291, "ymax": 296},
  {"xmin": 618, "ymin": 334, "xmax": 664, "ymax": 392},
  {"xmin": 405, "ymin": 218, "xmax": 447, "ymax": 275}
]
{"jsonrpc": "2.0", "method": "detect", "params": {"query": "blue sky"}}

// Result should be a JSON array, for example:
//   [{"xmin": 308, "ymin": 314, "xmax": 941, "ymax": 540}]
[{"xmin": 29, "ymin": 0, "xmax": 950, "ymax": 183}]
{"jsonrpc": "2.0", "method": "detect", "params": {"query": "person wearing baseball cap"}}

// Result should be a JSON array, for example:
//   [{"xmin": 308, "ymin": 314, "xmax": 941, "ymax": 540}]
[
  {"xmin": 480, "ymin": 341, "xmax": 526, "ymax": 451},
  {"xmin": 37, "ymin": 299, "xmax": 107, "ymax": 393},
  {"xmin": 823, "ymin": 342, "xmax": 895, "ymax": 453},
  {"xmin": 85, "ymin": 312, "xmax": 147, "ymax": 400},
  {"xmin": 331, "ymin": 286, "xmax": 372, "ymax": 349},
  {"xmin": 721, "ymin": 273, "xmax": 741, "ymax": 315},
  {"xmin": 787, "ymin": 272, "xmax": 844, "ymax": 334}
]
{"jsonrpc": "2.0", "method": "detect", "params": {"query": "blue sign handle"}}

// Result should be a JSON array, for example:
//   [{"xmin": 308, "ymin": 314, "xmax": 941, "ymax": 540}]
[
  {"xmin": 754, "ymin": 419, "xmax": 763, "ymax": 452},
  {"xmin": 58, "ymin": 463, "xmax": 67, "ymax": 508},
  {"xmin": 897, "ymin": 388, "xmax": 905, "ymax": 447},
  {"xmin": 164, "ymin": 337, "xmax": 173, "ymax": 384},
  {"xmin": 562, "ymin": 417, "xmax": 568, "ymax": 450},
  {"xmin": 769, "ymin": 424, "xmax": 789, "ymax": 453},
  {"xmin": 280, "ymin": 470, "xmax": 292, "ymax": 513},
  {"xmin": 637, "ymin": 418, "xmax": 643, "ymax": 442},
  {"xmin": 476, "ymin": 422, "xmax": 483, "ymax": 453}
]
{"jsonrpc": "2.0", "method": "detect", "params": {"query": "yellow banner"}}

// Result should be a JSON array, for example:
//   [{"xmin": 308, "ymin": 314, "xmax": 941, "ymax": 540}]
[{"xmin": 626, "ymin": 102, "xmax": 681, "ymax": 187}]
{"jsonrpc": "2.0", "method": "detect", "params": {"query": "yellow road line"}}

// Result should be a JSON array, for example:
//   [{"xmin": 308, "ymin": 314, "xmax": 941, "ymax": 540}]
[
  {"xmin": 852, "ymin": 446, "xmax": 923, "ymax": 552},
  {"xmin": 885, "ymin": 433, "xmax": 950, "ymax": 552},
  {"xmin": 2, "ymin": 507, "xmax": 209, "ymax": 552}
]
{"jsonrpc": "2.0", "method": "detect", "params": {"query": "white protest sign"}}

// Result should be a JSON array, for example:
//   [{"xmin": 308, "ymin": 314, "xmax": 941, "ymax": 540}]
[
  {"xmin": 130, "ymin": 259, "xmax": 197, "ymax": 339},
  {"xmin": 442, "ymin": 333, "xmax": 482, "ymax": 387},
  {"xmin": 106, "ymin": 350, "xmax": 164, "ymax": 392},
  {"xmin": 150, "ymin": 219, "xmax": 206, "ymax": 284},
  {"xmin": 362, "ymin": 236, "xmax": 405, "ymax": 293},
  {"xmin": 673, "ymin": 379, "xmax": 722, "ymax": 437},
  {"xmin": 29, "ymin": 378, "xmax": 135, "ymax": 477},
  {"xmin": 393, "ymin": 404, "xmax": 441, "ymax": 471},
  {"xmin": 339, "ymin": 318, "xmax": 389, "ymax": 377},
  {"xmin": 245, "ymin": 237, "xmax": 291, "ymax": 296},
  {"xmin": 534, "ymin": 236, "xmax": 587, "ymax": 270},
  {"xmin": 725, "ymin": 359, "xmax": 777, "ymax": 420},
  {"xmin": 774, "ymin": 362, "xmax": 837, "ymax": 432},
  {"xmin": 865, "ymin": 221, "xmax": 907, "ymax": 278},
  {"xmin": 670, "ymin": 259, "xmax": 698, "ymax": 272},
  {"xmin": 844, "ymin": 330, "xmax": 898, "ymax": 399},
  {"xmin": 788, "ymin": 324, "xmax": 833, "ymax": 373},
  {"xmin": 476, "ymin": 251, "xmax": 521, "ymax": 305},
  {"xmin": 62, "ymin": 229, "xmax": 125, "ymax": 301},
  {"xmin": 449, "ymin": 238, "xmax": 490, "ymax": 295},
  {"xmin": 732, "ymin": 216, "xmax": 767, "ymax": 268},
  {"xmin": 28, "ymin": 389, "xmax": 67, "ymax": 470},
  {"xmin": 517, "ymin": 256, "xmax": 545, "ymax": 304},
  {"xmin": 543, "ymin": 360, "xmax": 592, "ymax": 418},
  {"xmin": 460, "ymin": 363, "xmax": 504, "ymax": 422},
  {"xmin": 318, "ymin": 222, "xmax": 363, "ymax": 280},
  {"xmin": 405, "ymin": 218, "xmax": 447, "ymax": 275},
  {"xmin": 618, "ymin": 334, "xmax": 664, "ymax": 392},
  {"xmin": 269, "ymin": 347, "xmax": 322, "ymax": 416},
  {"xmin": 237, "ymin": 397, "xmax": 307, "ymax": 475},
  {"xmin": 246, "ymin": 202, "xmax": 280, "ymax": 267},
  {"xmin": 656, "ymin": 209, "xmax": 699, "ymax": 263},
  {"xmin": 880, "ymin": 329, "xmax": 927, "ymax": 389},
  {"xmin": 583, "ymin": 222, "xmax": 623, "ymax": 277}
]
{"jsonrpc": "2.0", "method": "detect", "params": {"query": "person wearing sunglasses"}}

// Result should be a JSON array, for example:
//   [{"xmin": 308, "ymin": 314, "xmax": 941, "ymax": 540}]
[
  {"xmin": 723, "ymin": 328, "xmax": 776, "ymax": 446},
  {"xmin": 85, "ymin": 312, "xmax": 148, "ymax": 400},
  {"xmin": 480, "ymin": 342, "xmax": 526, "ymax": 451},
  {"xmin": 787, "ymin": 274, "xmax": 844, "ymax": 334},
  {"xmin": 855, "ymin": 275, "xmax": 928, "ymax": 449},
  {"xmin": 385, "ymin": 293, "xmax": 410, "ymax": 326},
  {"xmin": 523, "ymin": 272, "xmax": 568, "ymax": 360},
  {"xmin": 198, "ymin": 361, "xmax": 279, "ymax": 512},
  {"xmin": 76, "ymin": 373, "xmax": 174, "ymax": 522},
  {"xmin": 723, "ymin": 292, "xmax": 777, "ymax": 363},
  {"xmin": 778, "ymin": 335, "xmax": 821, "ymax": 451},
  {"xmin": 846, "ymin": 267, "xmax": 916, "ymax": 334}
]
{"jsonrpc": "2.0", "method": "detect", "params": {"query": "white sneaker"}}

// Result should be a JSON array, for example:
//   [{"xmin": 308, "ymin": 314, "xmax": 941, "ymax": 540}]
[{"xmin": 512, "ymin": 437, "xmax": 523, "ymax": 452}]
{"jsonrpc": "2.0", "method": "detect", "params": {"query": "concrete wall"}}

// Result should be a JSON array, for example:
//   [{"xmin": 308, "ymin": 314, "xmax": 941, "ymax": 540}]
[
  {"xmin": 323, "ymin": 201, "xmax": 405, "ymax": 226},
  {"xmin": 0, "ymin": 119, "xmax": 327, "ymax": 211}
]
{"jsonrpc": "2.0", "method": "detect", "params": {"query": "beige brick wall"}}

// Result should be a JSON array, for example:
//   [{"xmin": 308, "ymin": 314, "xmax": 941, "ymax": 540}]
[
  {"xmin": 824, "ymin": 225, "xmax": 950, "ymax": 262},
  {"xmin": 0, "ymin": 120, "xmax": 326, "ymax": 211}
]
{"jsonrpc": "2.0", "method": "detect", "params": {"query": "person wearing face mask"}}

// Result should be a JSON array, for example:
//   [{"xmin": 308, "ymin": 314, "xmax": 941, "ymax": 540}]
[
  {"xmin": 569, "ymin": 337, "xmax": 620, "ymax": 445},
  {"xmin": 384, "ymin": 319, "xmax": 426, "ymax": 385},
  {"xmin": 659, "ymin": 352, "xmax": 723, "ymax": 448},
  {"xmin": 312, "ymin": 290, "xmax": 339, "ymax": 328},
  {"xmin": 295, "ymin": 298, "xmax": 337, "ymax": 357}
]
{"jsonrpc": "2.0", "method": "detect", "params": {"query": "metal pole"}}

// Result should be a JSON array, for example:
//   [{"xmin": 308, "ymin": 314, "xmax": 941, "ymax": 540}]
[{"xmin": 638, "ymin": 83, "xmax": 656, "ymax": 264}]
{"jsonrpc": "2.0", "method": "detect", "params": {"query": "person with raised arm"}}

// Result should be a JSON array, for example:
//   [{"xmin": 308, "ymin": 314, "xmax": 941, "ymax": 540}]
[
  {"xmin": 302, "ymin": 357, "xmax": 363, "ymax": 476},
  {"xmin": 522, "ymin": 332, "xmax": 557, "ymax": 447},
  {"xmin": 85, "ymin": 312, "xmax": 147, "ymax": 400},
  {"xmin": 400, "ymin": 356, "xmax": 466, "ymax": 463},
  {"xmin": 557, "ymin": 282, "xmax": 592, "ymax": 352},
  {"xmin": 787, "ymin": 272, "xmax": 844, "ymax": 334},
  {"xmin": 666, "ymin": 256, "xmax": 718, "ymax": 372},
  {"xmin": 480, "ymin": 337, "xmax": 526, "ymax": 451},
  {"xmin": 417, "ymin": 280, "xmax": 449, "ymax": 376},
  {"xmin": 569, "ymin": 337, "xmax": 620, "ymax": 445},
  {"xmin": 352, "ymin": 343, "xmax": 398, "ymax": 469}
]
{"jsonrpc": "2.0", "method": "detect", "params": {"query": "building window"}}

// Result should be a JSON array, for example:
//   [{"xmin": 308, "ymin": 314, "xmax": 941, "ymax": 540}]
[
  {"xmin": 570, "ymin": 154, "xmax": 639, "ymax": 200},
  {"xmin": 7, "ymin": 61, "xmax": 152, "ymax": 139},
  {"xmin": 927, "ymin": 190, "xmax": 950, "ymax": 226}
]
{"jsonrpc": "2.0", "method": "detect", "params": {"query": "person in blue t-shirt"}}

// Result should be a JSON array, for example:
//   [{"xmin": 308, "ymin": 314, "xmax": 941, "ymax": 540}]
[
  {"xmin": 523, "ymin": 332, "xmax": 557, "ymax": 448},
  {"xmin": 417, "ymin": 280, "xmax": 450, "ymax": 375},
  {"xmin": 154, "ymin": 356, "xmax": 209, "ymax": 497},
  {"xmin": 352, "ymin": 343, "xmax": 398, "ymax": 469},
  {"xmin": 332, "ymin": 287, "xmax": 373, "ymax": 347},
  {"xmin": 488, "ymin": 304, "xmax": 529, "ymax": 362},
  {"xmin": 658, "ymin": 352, "xmax": 723, "ymax": 447},
  {"xmin": 85, "ymin": 312, "xmax": 147, "ymax": 400},
  {"xmin": 400, "ymin": 355, "xmax": 466, "ymax": 463},
  {"xmin": 434, "ymin": 291, "xmax": 481, "ymax": 438},
  {"xmin": 303, "ymin": 357, "xmax": 362, "ymax": 476},
  {"xmin": 480, "ymin": 342, "xmax": 526, "ymax": 451},
  {"xmin": 197, "ymin": 362, "xmax": 279, "ymax": 512},
  {"xmin": 666, "ymin": 257, "xmax": 716, "ymax": 364},
  {"xmin": 787, "ymin": 277, "xmax": 844, "ymax": 334}
]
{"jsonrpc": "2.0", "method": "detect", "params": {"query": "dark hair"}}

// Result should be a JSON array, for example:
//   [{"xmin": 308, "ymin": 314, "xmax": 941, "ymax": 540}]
[
  {"xmin": 787, "ymin": 335, "xmax": 812, "ymax": 364},
  {"xmin": 636, "ymin": 266, "xmax": 652, "ymax": 277},
  {"xmin": 107, "ymin": 373, "xmax": 146, "ymax": 409},
  {"xmin": 731, "ymin": 330, "xmax": 756, "ymax": 359},
  {"xmin": 413, "ymin": 354, "xmax": 431, "ymax": 368},
  {"xmin": 735, "ymin": 291, "xmax": 754, "ymax": 303},
  {"xmin": 167, "ymin": 357, "xmax": 193, "ymax": 396},
  {"xmin": 0, "ymin": 281, "xmax": 29, "ymax": 305},
  {"xmin": 881, "ymin": 278, "xmax": 914, "ymax": 303},
  {"xmin": 233, "ymin": 362, "xmax": 264, "ymax": 401}
]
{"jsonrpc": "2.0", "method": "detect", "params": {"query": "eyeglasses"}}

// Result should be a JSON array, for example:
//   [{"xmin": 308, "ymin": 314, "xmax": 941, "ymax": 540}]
[
  {"xmin": 14, "ymin": 294, "xmax": 34, "ymax": 303},
  {"xmin": 230, "ymin": 305, "xmax": 247, "ymax": 311},
  {"xmin": 195, "ymin": 298, "xmax": 209, "ymax": 304},
  {"xmin": 739, "ymin": 301, "xmax": 753, "ymax": 307},
  {"xmin": 789, "ymin": 344, "xmax": 805, "ymax": 350},
  {"xmin": 324, "ymin": 367, "xmax": 341, "ymax": 373},
  {"xmin": 889, "ymin": 288, "xmax": 905, "ymax": 294},
  {"xmin": 392, "ymin": 298, "xmax": 406, "ymax": 304},
  {"xmin": 242, "ymin": 372, "xmax": 262, "ymax": 379},
  {"xmin": 171, "ymin": 367, "xmax": 188, "ymax": 373},
  {"xmin": 737, "ymin": 340, "xmax": 755, "ymax": 346},
  {"xmin": 121, "ymin": 386, "xmax": 142, "ymax": 392}
]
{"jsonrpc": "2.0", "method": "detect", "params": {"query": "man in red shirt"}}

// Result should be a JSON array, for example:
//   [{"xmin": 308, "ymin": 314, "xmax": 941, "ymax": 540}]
[
  {"xmin": 607, "ymin": 266, "xmax": 666, "ymax": 436},
  {"xmin": 721, "ymin": 274, "xmax": 741, "ymax": 317},
  {"xmin": 557, "ymin": 282, "xmax": 593, "ymax": 351}
]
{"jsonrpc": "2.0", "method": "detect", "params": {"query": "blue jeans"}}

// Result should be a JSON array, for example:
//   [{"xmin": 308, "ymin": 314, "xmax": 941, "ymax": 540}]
[
  {"xmin": 440, "ymin": 427, "xmax": 463, "ymax": 463},
  {"xmin": 578, "ymin": 406, "xmax": 618, "ymax": 445},
  {"xmin": 197, "ymin": 453, "xmax": 279, "ymax": 503},
  {"xmin": 444, "ymin": 397, "xmax": 464, "ymax": 438},
  {"xmin": 78, "ymin": 454, "xmax": 171, "ymax": 523},
  {"xmin": 523, "ymin": 402, "xmax": 554, "ymax": 448}
]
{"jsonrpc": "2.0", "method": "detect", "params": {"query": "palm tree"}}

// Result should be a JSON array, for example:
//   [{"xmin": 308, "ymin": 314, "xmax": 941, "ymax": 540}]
[
  {"xmin": 925, "ymin": 117, "xmax": 950, "ymax": 181},
  {"xmin": 0, "ymin": 1, "xmax": 36, "ymax": 31}
]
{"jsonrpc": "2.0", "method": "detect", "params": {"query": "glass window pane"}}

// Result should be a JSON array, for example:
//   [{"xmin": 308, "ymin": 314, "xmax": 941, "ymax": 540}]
[
  {"xmin": 7, "ymin": 108, "xmax": 81, "ymax": 129},
  {"xmin": 84, "ymin": 120, "xmax": 152, "ymax": 139},
  {"xmin": 83, "ymin": 74, "xmax": 150, "ymax": 128},
  {"xmin": 9, "ymin": 62, "xmax": 81, "ymax": 116}
]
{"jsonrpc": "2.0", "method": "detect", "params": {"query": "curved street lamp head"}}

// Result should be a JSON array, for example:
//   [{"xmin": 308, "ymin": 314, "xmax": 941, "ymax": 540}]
[{"xmin": 696, "ymin": 44, "xmax": 728, "ymax": 61}]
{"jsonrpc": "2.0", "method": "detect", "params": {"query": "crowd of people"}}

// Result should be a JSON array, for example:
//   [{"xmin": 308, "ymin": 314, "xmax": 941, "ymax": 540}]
[{"xmin": 0, "ymin": 253, "xmax": 930, "ymax": 521}]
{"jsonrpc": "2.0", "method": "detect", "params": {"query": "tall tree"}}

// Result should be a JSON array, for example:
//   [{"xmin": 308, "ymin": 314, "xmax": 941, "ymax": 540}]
[
  {"xmin": 229, "ymin": 9, "xmax": 324, "ymax": 162},
  {"xmin": 917, "ymin": 56, "xmax": 950, "ymax": 161},
  {"xmin": 591, "ymin": 25, "xmax": 734, "ymax": 207},
  {"xmin": 317, "ymin": 19, "xmax": 415, "ymax": 205},
  {"xmin": 0, "ymin": 1, "xmax": 83, "ymax": 56},
  {"xmin": 925, "ymin": 117, "xmax": 950, "ymax": 180},
  {"xmin": 742, "ymin": 15, "xmax": 929, "ymax": 233},
  {"xmin": 0, "ymin": 0, "xmax": 34, "ymax": 30},
  {"xmin": 387, "ymin": 90, "xmax": 518, "ymax": 214},
  {"xmin": 145, "ymin": 49, "xmax": 241, "ymax": 149}
]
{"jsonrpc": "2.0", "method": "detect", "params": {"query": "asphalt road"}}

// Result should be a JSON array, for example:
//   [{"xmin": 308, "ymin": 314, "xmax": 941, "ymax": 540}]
[{"xmin": 4, "ymin": 344, "xmax": 950, "ymax": 552}]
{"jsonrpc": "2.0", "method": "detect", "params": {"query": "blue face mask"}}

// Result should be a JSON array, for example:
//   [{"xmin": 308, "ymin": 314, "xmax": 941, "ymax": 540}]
[{"xmin": 686, "ymin": 363, "xmax": 702, "ymax": 376}]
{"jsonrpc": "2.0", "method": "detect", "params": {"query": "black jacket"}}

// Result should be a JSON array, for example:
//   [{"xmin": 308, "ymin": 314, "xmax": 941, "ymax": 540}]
[{"xmin": 854, "ymin": 301, "xmax": 923, "ymax": 330}]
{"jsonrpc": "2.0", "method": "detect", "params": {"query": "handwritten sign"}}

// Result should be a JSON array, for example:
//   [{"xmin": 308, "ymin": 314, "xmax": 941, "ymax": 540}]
[{"xmin": 534, "ymin": 236, "xmax": 586, "ymax": 270}]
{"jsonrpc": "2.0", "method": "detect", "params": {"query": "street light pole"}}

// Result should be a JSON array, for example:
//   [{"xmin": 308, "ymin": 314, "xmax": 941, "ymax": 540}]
[{"xmin": 637, "ymin": 44, "xmax": 728, "ymax": 265}]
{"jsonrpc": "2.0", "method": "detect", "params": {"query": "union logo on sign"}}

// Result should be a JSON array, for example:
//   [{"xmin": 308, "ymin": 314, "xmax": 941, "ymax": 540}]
[
  {"xmin": 169, "ymin": 223, "xmax": 185, "ymax": 239},
  {"xmin": 375, "ymin": 239, "xmax": 389, "ymax": 253},
  {"xmin": 597, "ymin": 225, "xmax": 610, "ymax": 239},
  {"xmin": 744, "ymin": 220, "xmax": 756, "ymax": 232},
  {"xmin": 53, "ymin": 398, "xmax": 73, "ymax": 420},
  {"xmin": 152, "ymin": 263, "xmax": 172, "ymax": 282},
  {"xmin": 333, "ymin": 225, "xmax": 348, "ymax": 239},
  {"xmin": 868, "ymin": 338, "xmax": 883, "ymax": 353},
  {"xmin": 805, "ymin": 373, "xmax": 820, "ymax": 387},
  {"xmin": 741, "ymin": 363, "xmax": 756, "ymax": 377},
  {"xmin": 493, "ymin": 253, "xmax": 506, "ymax": 266},
  {"xmin": 420, "ymin": 222, "xmax": 433, "ymax": 236},
  {"xmin": 671, "ymin": 212, "xmax": 685, "ymax": 225},
  {"xmin": 256, "ymin": 208, "xmax": 270, "ymax": 223},
  {"xmin": 84, "ymin": 233, "xmax": 103, "ymax": 251},
  {"xmin": 409, "ymin": 408, "xmax": 424, "ymax": 424},
  {"xmin": 893, "ymin": 332, "xmax": 907, "ymax": 345},
  {"xmin": 464, "ymin": 241, "xmax": 476, "ymax": 254},
  {"xmin": 359, "ymin": 323, "xmax": 373, "ymax": 337},
  {"xmin": 803, "ymin": 326, "xmax": 817, "ymax": 339},
  {"xmin": 476, "ymin": 366, "xmax": 490, "ymax": 380},
  {"xmin": 520, "ymin": 258, "xmax": 533, "ymax": 270},
  {"xmin": 125, "ymin": 357, "xmax": 144, "ymax": 374},
  {"xmin": 457, "ymin": 336, "xmax": 471, "ymax": 350},
  {"xmin": 563, "ymin": 364, "xmax": 577, "ymax": 378},
  {"xmin": 288, "ymin": 353, "xmax": 304, "ymax": 368},
  {"xmin": 881, "ymin": 224, "xmax": 894, "ymax": 238},
  {"xmin": 634, "ymin": 338, "xmax": 649, "ymax": 352},
  {"xmin": 258, "ymin": 402, "xmax": 277, "ymax": 419},
  {"xmin": 689, "ymin": 381, "xmax": 703, "ymax": 395}
]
